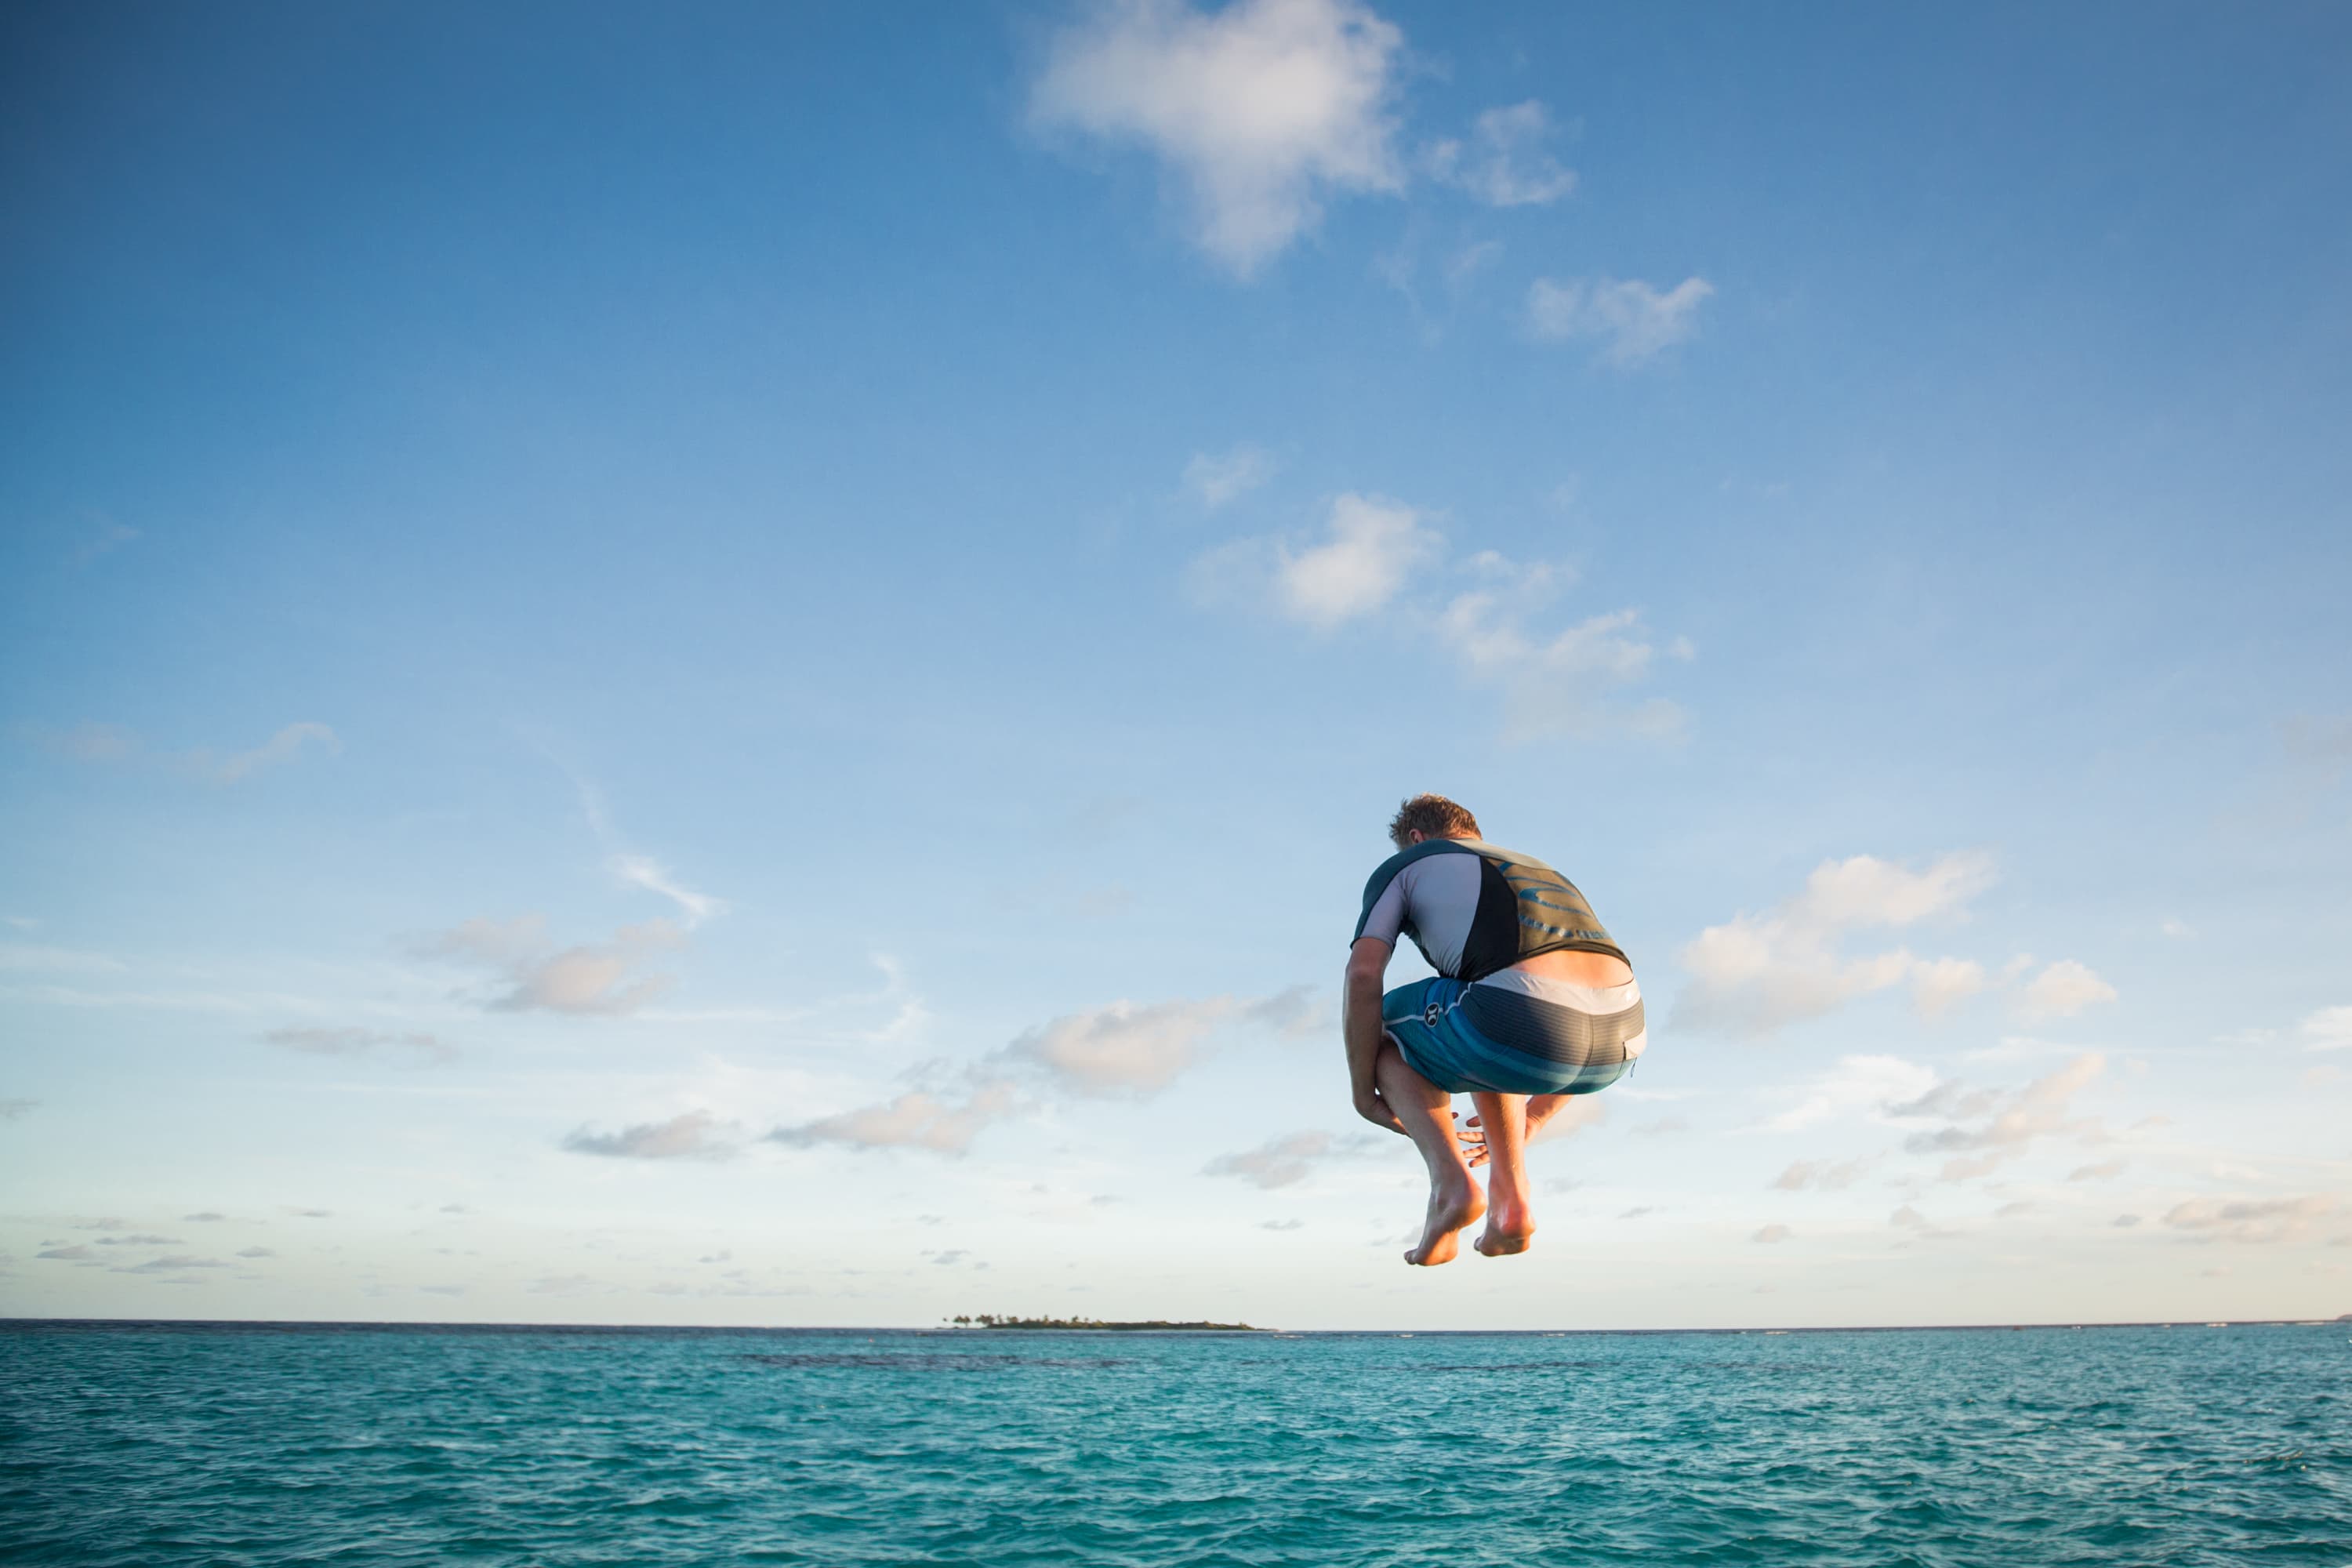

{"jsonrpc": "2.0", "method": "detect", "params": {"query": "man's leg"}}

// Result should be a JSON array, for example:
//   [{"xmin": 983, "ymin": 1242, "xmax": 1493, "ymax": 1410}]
[
  {"xmin": 1468, "ymin": 1091, "xmax": 1535, "ymax": 1256},
  {"xmin": 1374, "ymin": 1039, "xmax": 1486, "ymax": 1266},
  {"xmin": 1459, "ymin": 1093, "xmax": 1572, "ymax": 1167}
]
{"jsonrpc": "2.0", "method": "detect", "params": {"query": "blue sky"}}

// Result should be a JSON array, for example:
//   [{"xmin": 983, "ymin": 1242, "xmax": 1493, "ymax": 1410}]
[{"xmin": 3, "ymin": 0, "xmax": 2348, "ymax": 1329}]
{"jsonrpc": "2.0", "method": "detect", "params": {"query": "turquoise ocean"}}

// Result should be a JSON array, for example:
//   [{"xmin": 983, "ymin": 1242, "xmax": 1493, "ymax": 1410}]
[{"xmin": 5, "ymin": 1319, "xmax": 2347, "ymax": 1565}]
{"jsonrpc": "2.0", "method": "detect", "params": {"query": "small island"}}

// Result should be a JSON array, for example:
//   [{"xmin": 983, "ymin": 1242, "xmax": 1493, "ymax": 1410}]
[{"xmin": 946, "ymin": 1313, "xmax": 1265, "ymax": 1332}]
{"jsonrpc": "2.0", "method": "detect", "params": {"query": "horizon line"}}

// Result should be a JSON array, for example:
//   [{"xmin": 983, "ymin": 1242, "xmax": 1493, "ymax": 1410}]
[{"xmin": 5, "ymin": 1313, "xmax": 2346, "ymax": 1336}]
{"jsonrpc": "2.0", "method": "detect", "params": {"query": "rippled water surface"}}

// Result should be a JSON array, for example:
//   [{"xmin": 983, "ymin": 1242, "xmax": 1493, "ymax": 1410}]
[{"xmin": 4, "ymin": 1319, "xmax": 2347, "ymax": 1565}]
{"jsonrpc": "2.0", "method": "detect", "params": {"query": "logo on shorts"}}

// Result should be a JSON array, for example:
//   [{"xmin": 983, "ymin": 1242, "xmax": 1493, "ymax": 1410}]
[{"xmin": 1424, "ymin": 1001, "xmax": 1443, "ymax": 1027}]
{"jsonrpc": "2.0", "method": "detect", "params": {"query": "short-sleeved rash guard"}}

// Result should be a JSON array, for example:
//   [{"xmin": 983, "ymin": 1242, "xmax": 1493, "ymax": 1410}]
[{"xmin": 1352, "ymin": 837, "xmax": 1626, "ymax": 983}]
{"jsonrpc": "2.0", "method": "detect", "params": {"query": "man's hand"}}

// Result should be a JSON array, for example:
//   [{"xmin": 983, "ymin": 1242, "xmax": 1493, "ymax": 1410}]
[{"xmin": 1353, "ymin": 1082, "xmax": 1403, "ymax": 1134}]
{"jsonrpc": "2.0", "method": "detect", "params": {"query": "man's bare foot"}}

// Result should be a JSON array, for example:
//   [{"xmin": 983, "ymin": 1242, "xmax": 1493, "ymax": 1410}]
[
  {"xmin": 1405, "ymin": 1175, "xmax": 1486, "ymax": 1266},
  {"xmin": 1475, "ymin": 1194, "xmax": 1536, "ymax": 1257}
]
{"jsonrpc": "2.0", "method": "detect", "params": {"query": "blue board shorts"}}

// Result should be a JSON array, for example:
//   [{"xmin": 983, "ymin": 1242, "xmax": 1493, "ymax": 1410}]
[{"xmin": 1381, "ymin": 975, "xmax": 1643, "ymax": 1097}]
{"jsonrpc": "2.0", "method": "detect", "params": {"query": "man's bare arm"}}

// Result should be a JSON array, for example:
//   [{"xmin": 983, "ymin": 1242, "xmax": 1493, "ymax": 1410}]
[{"xmin": 1344, "ymin": 936, "xmax": 1403, "ymax": 1133}]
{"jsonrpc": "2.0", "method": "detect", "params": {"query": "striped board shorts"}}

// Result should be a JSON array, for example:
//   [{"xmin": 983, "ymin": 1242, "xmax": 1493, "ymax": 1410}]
[{"xmin": 1381, "ymin": 972, "xmax": 1646, "ymax": 1097}]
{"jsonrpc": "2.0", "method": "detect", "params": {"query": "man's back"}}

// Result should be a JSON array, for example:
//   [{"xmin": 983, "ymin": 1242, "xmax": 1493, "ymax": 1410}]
[{"xmin": 1353, "ymin": 836, "xmax": 1632, "ymax": 988}]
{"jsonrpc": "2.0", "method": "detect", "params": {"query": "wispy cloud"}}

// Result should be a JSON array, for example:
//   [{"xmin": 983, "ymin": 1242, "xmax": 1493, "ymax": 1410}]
[
  {"xmin": 1184, "ymin": 445, "xmax": 1276, "ymax": 509},
  {"xmin": 208, "ymin": 723, "xmax": 339, "ymax": 783},
  {"xmin": 0, "ymin": 1098, "xmax": 37, "ymax": 1121},
  {"xmin": 2162, "ymin": 1194, "xmax": 2338, "ymax": 1245},
  {"xmin": 1425, "ymin": 100, "xmax": 1576, "ymax": 207},
  {"xmin": 1007, "ymin": 996, "xmax": 1238, "ymax": 1096},
  {"xmin": 1432, "ymin": 559, "xmax": 1684, "ymax": 741},
  {"xmin": 1029, "ymin": 0, "xmax": 1406, "ymax": 277},
  {"xmin": 114, "ymin": 1254, "xmax": 228, "ymax": 1275},
  {"xmin": 1771, "ymin": 1156, "xmax": 1872, "ymax": 1191},
  {"xmin": 2014, "ymin": 959, "xmax": 2118, "ymax": 1022},
  {"xmin": 262, "ymin": 1027, "xmax": 457, "ymax": 1066},
  {"xmin": 1203, "ymin": 1130, "xmax": 1339, "ymax": 1189},
  {"xmin": 1197, "ymin": 491, "xmax": 1443, "ymax": 630},
  {"xmin": 1678, "ymin": 852, "xmax": 1998, "ymax": 1035},
  {"xmin": 562, "ymin": 1110, "xmax": 735, "ymax": 1160},
  {"xmin": 1192, "ymin": 501, "xmax": 1688, "ymax": 740},
  {"xmin": 1765, "ymin": 1055, "xmax": 1941, "ymax": 1134},
  {"xmin": 567, "ymin": 772, "xmax": 727, "ymax": 929},
  {"xmin": 67, "ymin": 514, "xmax": 140, "ymax": 568},
  {"xmin": 2299, "ymin": 1005, "xmax": 2352, "ymax": 1052},
  {"xmin": 1751, "ymin": 1224, "xmax": 1792, "ymax": 1244},
  {"xmin": 38, "ymin": 720, "xmax": 338, "ymax": 782},
  {"xmin": 764, "ymin": 985, "xmax": 1312, "ymax": 1156},
  {"xmin": 767, "ymin": 1080, "xmax": 1022, "ymax": 1157},
  {"xmin": 416, "ymin": 914, "xmax": 682, "ymax": 1017},
  {"xmin": 1900, "ymin": 1053, "xmax": 2107, "ymax": 1182},
  {"xmin": 611, "ymin": 855, "xmax": 724, "ymax": 929},
  {"xmin": 1528, "ymin": 275, "xmax": 1714, "ymax": 365}
]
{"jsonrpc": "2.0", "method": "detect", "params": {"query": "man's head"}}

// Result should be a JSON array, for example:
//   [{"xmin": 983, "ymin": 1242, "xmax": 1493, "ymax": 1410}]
[{"xmin": 1387, "ymin": 793, "xmax": 1481, "ymax": 849}]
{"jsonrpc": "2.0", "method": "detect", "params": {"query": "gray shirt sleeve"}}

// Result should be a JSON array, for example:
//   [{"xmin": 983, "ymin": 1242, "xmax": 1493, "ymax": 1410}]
[{"xmin": 1357, "ymin": 875, "xmax": 1408, "ymax": 946}]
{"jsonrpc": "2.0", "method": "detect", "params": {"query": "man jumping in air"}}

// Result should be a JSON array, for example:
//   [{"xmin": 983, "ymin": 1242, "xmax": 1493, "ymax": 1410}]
[{"xmin": 1345, "ymin": 794, "xmax": 1646, "ymax": 1265}]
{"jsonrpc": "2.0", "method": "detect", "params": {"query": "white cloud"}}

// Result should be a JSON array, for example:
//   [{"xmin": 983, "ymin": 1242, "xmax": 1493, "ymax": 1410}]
[
  {"xmin": 1529, "ymin": 275, "xmax": 1714, "ymax": 365},
  {"xmin": 760, "ymin": 985, "xmax": 1308, "ymax": 1158},
  {"xmin": 1185, "ymin": 492, "xmax": 1439, "ymax": 629},
  {"xmin": 2299, "ymin": 1005, "xmax": 2352, "ymax": 1052},
  {"xmin": 768, "ymin": 1080, "xmax": 1021, "ymax": 1157},
  {"xmin": 1772, "ymin": 1156, "xmax": 1871, "ymax": 1191},
  {"xmin": 2162, "ymin": 1194, "xmax": 2339, "ymax": 1245},
  {"xmin": 1910, "ymin": 956, "xmax": 1989, "ymax": 1018},
  {"xmin": 1677, "ymin": 852, "xmax": 1998, "ymax": 1035},
  {"xmin": 611, "ymin": 855, "xmax": 724, "ymax": 930},
  {"xmin": 1426, "ymin": 100, "xmax": 1576, "ymax": 207},
  {"xmin": 1434, "ymin": 593, "xmax": 1678, "ymax": 742},
  {"xmin": 1029, "ymin": 0, "xmax": 1406, "ymax": 277},
  {"xmin": 1007, "ymin": 996, "xmax": 1236, "ymax": 1096},
  {"xmin": 1900, "ymin": 1053, "xmax": 2107, "ymax": 1182},
  {"xmin": 562, "ymin": 1110, "xmax": 734, "ymax": 1160},
  {"xmin": 1184, "ymin": 445, "xmax": 1276, "ymax": 508},
  {"xmin": 1203, "ymin": 1130, "xmax": 1334, "ymax": 1189},
  {"xmin": 1766, "ymin": 1054, "xmax": 1941, "ymax": 1133},
  {"xmin": 1276, "ymin": 492, "xmax": 1440, "ymax": 629},
  {"xmin": 417, "ymin": 915, "xmax": 683, "ymax": 1018},
  {"xmin": 1751, "ymin": 1224, "xmax": 1791, "ymax": 1244},
  {"xmin": 1190, "ymin": 502, "xmax": 1688, "ymax": 741},
  {"xmin": 2015, "ymin": 959, "xmax": 2118, "ymax": 1021}
]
